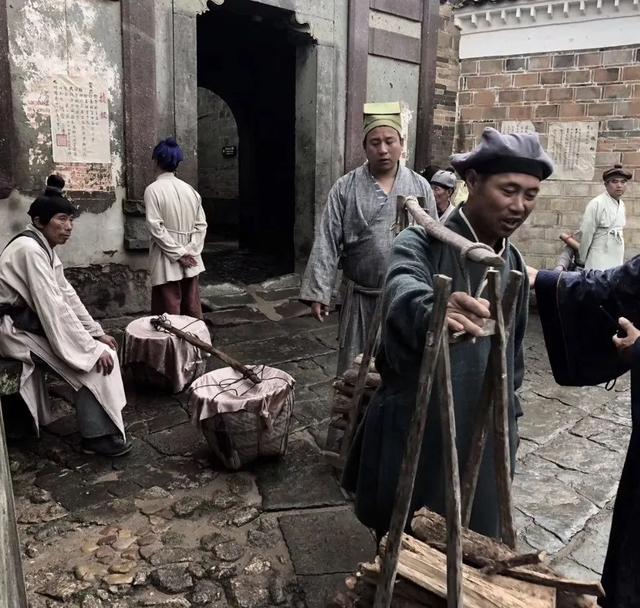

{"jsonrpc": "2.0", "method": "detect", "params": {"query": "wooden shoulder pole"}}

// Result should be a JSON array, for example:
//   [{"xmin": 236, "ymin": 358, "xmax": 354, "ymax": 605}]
[
  {"xmin": 340, "ymin": 292, "xmax": 384, "ymax": 463},
  {"xmin": 436, "ymin": 325, "xmax": 463, "ymax": 608},
  {"xmin": 0, "ymin": 403, "xmax": 28, "ymax": 607},
  {"xmin": 374, "ymin": 274, "xmax": 452, "ymax": 608}
]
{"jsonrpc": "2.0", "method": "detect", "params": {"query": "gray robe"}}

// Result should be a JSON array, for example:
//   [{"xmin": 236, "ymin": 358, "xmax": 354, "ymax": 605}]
[
  {"xmin": 299, "ymin": 163, "xmax": 436, "ymax": 374},
  {"xmin": 342, "ymin": 208, "xmax": 529, "ymax": 538}
]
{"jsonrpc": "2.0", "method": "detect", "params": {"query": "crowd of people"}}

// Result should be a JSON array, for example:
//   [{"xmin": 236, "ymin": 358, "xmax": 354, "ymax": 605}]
[
  {"xmin": 0, "ymin": 101, "xmax": 636, "ymax": 606},
  {"xmin": 301, "ymin": 104, "xmax": 635, "ymax": 607}
]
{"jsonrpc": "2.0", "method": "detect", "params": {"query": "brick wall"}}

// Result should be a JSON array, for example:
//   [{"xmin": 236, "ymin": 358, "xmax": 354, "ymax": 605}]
[
  {"xmin": 457, "ymin": 46, "xmax": 640, "ymax": 268},
  {"xmin": 431, "ymin": 3, "xmax": 461, "ymax": 168}
]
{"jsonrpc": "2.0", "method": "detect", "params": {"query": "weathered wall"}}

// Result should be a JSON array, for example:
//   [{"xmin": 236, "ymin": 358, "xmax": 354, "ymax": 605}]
[
  {"xmin": 366, "ymin": 9, "xmax": 421, "ymax": 168},
  {"xmin": 197, "ymin": 88, "xmax": 239, "ymax": 202},
  {"xmin": 431, "ymin": 2, "xmax": 459, "ymax": 168},
  {"xmin": 457, "ymin": 46, "xmax": 640, "ymax": 268},
  {"xmin": 3, "ymin": 0, "xmax": 148, "ymax": 315}
]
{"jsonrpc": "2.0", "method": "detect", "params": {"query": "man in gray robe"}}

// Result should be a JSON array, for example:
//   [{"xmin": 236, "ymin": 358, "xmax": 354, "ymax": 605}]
[
  {"xmin": 300, "ymin": 102, "xmax": 436, "ymax": 375},
  {"xmin": 343, "ymin": 127, "xmax": 554, "ymax": 539}
]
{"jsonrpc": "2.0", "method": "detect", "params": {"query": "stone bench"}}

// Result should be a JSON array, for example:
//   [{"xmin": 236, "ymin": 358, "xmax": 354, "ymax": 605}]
[{"xmin": 0, "ymin": 359, "xmax": 21, "ymax": 397}]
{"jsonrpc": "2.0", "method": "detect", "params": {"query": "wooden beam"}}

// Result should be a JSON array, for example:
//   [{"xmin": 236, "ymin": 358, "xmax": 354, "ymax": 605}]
[
  {"xmin": 369, "ymin": 28, "xmax": 421, "ymax": 64},
  {"xmin": 0, "ymin": 0, "xmax": 15, "ymax": 196},
  {"xmin": 0, "ymin": 403, "xmax": 28, "ymax": 607},
  {"xmin": 415, "ymin": 0, "xmax": 441, "ymax": 171},
  {"xmin": 345, "ymin": 0, "xmax": 370, "ymax": 172},
  {"xmin": 370, "ymin": 0, "xmax": 423, "ymax": 21}
]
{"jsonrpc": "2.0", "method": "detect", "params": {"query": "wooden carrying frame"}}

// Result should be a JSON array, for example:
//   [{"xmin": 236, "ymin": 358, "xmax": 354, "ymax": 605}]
[{"xmin": 338, "ymin": 196, "xmax": 523, "ymax": 608}]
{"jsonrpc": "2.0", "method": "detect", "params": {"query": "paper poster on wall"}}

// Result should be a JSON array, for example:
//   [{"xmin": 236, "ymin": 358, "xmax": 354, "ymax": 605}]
[
  {"xmin": 49, "ymin": 75, "xmax": 111, "ymax": 164},
  {"xmin": 547, "ymin": 122, "xmax": 598, "ymax": 181},
  {"xmin": 501, "ymin": 121, "xmax": 536, "ymax": 134}
]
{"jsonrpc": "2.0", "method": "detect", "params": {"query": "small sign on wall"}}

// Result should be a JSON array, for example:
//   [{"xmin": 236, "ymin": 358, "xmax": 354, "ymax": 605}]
[
  {"xmin": 222, "ymin": 145, "xmax": 237, "ymax": 159},
  {"xmin": 49, "ymin": 75, "xmax": 111, "ymax": 164}
]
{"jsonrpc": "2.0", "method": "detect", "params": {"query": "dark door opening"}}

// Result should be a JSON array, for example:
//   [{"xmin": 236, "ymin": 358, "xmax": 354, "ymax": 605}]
[{"xmin": 197, "ymin": 0, "xmax": 302, "ymax": 285}]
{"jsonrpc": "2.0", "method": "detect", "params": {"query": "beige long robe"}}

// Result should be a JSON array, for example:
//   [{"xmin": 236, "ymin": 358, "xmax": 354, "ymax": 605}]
[
  {"xmin": 144, "ymin": 172, "xmax": 208, "ymax": 287},
  {"xmin": 0, "ymin": 226, "xmax": 126, "ymax": 435},
  {"xmin": 579, "ymin": 191, "xmax": 625, "ymax": 271}
]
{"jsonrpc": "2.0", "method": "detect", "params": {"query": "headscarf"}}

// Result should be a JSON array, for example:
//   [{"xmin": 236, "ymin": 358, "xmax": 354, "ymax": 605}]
[
  {"xmin": 450, "ymin": 127, "xmax": 554, "ymax": 181},
  {"xmin": 152, "ymin": 137, "xmax": 184, "ymax": 172},
  {"xmin": 28, "ymin": 194, "xmax": 76, "ymax": 225},
  {"xmin": 363, "ymin": 102, "xmax": 403, "ymax": 141}
]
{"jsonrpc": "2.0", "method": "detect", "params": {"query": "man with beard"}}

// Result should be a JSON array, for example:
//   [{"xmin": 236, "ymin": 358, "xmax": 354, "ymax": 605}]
[
  {"xmin": 300, "ymin": 102, "xmax": 436, "ymax": 375},
  {"xmin": 0, "ymin": 190, "xmax": 130, "ymax": 456},
  {"xmin": 578, "ymin": 164, "xmax": 631, "ymax": 271},
  {"xmin": 343, "ymin": 127, "xmax": 554, "ymax": 539}
]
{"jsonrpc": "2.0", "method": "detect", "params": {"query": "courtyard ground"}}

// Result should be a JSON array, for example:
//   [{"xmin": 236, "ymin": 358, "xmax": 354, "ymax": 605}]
[{"xmin": 7, "ymin": 285, "xmax": 628, "ymax": 607}]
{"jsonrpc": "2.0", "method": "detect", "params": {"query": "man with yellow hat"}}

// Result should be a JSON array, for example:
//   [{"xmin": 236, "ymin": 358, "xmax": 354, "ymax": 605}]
[
  {"xmin": 578, "ymin": 163, "xmax": 632, "ymax": 270},
  {"xmin": 299, "ymin": 102, "xmax": 436, "ymax": 374}
]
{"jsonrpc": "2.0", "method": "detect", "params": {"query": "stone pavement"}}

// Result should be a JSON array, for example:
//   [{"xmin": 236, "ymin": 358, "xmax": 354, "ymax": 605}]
[{"xmin": 6, "ymin": 297, "xmax": 630, "ymax": 607}]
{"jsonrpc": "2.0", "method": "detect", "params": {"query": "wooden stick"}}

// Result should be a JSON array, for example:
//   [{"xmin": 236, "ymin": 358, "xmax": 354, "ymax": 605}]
[
  {"xmin": 487, "ymin": 271, "xmax": 516, "ymax": 548},
  {"xmin": 481, "ymin": 552, "xmax": 547, "ymax": 575},
  {"xmin": 0, "ymin": 401, "xmax": 28, "ymax": 607},
  {"xmin": 397, "ymin": 196, "xmax": 505, "ymax": 267},
  {"xmin": 340, "ymin": 291, "xmax": 385, "ymax": 463},
  {"xmin": 436, "ymin": 331, "xmax": 463, "ymax": 608},
  {"xmin": 150, "ymin": 316, "xmax": 262, "ymax": 384},
  {"xmin": 374, "ymin": 275, "xmax": 452, "ymax": 608},
  {"xmin": 460, "ymin": 271, "xmax": 522, "ymax": 526},
  {"xmin": 411, "ymin": 511, "xmax": 604, "ymax": 598}
]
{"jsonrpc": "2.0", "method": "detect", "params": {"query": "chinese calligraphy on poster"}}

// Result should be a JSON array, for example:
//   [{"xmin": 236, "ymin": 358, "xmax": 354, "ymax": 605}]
[
  {"xmin": 49, "ymin": 75, "xmax": 111, "ymax": 164},
  {"xmin": 547, "ymin": 122, "xmax": 598, "ymax": 181}
]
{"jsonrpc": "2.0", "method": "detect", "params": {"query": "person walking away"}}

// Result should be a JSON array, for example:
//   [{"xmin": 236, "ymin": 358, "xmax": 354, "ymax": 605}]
[
  {"xmin": 299, "ymin": 102, "xmax": 436, "ymax": 375},
  {"xmin": 578, "ymin": 164, "xmax": 631, "ymax": 271},
  {"xmin": 145, "ymin": 137, "xmax": 208, "ymax": 319}
]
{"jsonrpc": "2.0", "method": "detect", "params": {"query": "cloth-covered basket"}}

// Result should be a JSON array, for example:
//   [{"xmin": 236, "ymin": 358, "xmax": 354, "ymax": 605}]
[
  {"xmin": 190, "ymin": 366, "xmax": 295, "ymax": 470},
  {"xmin": 123, "ymin": 315, "xmax": 210, "ymax": 394}
]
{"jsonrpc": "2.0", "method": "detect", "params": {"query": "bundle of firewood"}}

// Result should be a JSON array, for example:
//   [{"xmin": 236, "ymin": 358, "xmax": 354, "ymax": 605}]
[
  {"xmin": 324, "ymin": 354, "xmax": 381, "ymax": 463},
  {"xmin": 329, "ymin": 509, "xmax": 602, "ymax": 608}
]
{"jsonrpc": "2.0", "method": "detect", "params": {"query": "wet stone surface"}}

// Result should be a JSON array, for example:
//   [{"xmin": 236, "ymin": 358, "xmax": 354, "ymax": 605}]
[{"xmin": 10, "ymin": 308, "xmax": 629, "ymax": 606}]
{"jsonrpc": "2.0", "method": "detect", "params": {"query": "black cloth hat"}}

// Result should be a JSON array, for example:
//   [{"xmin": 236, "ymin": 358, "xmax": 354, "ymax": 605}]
[
  {"xmin": 28, "ymin": 194, "xmax": 76, "ymax": 225},
  {"xmin": 450, "ymin": 127, "xmax": 554, "ymax": 181},
  {"xmin": 602, "ymin": 164, "xmax": 632, "ymax": 182}
]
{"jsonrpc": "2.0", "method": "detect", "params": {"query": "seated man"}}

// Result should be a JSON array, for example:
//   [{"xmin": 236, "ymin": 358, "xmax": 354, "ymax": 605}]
[
  {"xmin": 0, "ymin": 190, "xmax": 131, "ymax": 456},
  {"xmin": 343, "ymin": 127, "xmax": 554, "ymax": 540}
]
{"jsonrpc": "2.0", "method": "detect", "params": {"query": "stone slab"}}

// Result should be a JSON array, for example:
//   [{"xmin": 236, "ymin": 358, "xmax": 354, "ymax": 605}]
[
  {"xmin": 570, "ymin": 415, "xmax": 631, "ymax": 453},
  {"xmin": 223, "ymin": 335, "xmax": 333, "ymax": 367},
  {"xmin": 297, "ymin": 573, "xmax": 350, "ymax": 608},
  {"xmin": 211, "ymin": 321, "xmax": 288, "ymax": 346},
  {"xmin": 518, "ymin": 392, "xmax": 584, "ymax": 445},
  {"xmin": 255, "ymin": 438, "xmax": 345, "ymax": 511},
  {"xmin": 568, "ymin": 509, "xmax": 612, "ymax": 574},
  {"xmin": 204, "ymin": 308, "xmax": 266, "ymax": 328},
  {"xmin": 146, "ymin": 423, "xmax": 209, "ymax": 457},
  {"xmin": 277, "ymin": 360, "xmax": 333, "ymax": 389},
  {"xmin": 512, "ymin": 470, "xmax": 599, "ymax": 543},
  {"xmin": 278, "ymin": 508, "xmax": 375, "ymax": 576}
]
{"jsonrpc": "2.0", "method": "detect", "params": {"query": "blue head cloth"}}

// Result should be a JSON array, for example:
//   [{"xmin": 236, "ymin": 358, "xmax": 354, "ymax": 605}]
[{"xmin": 152, "ymin": 137, "xmax": 184, "ymax": 172}]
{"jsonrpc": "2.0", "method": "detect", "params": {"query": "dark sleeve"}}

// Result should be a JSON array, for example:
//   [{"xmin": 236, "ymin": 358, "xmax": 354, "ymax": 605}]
[
  {"xmin": 534, "ymin": 258, "xmax": 640, "ymax": 385},
  {"xmin": 378, "ymin": 227, "xmax": 437, "ymax": 375}
]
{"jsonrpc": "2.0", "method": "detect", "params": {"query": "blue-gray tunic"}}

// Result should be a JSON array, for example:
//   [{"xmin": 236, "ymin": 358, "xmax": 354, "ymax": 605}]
[
  {"xmin": 342, "ymin": 207, "xmax": 529, "ymax": 538},
  {"xmin": 299, "ymin": 163, "xmax": 436, "ymax": 374}
]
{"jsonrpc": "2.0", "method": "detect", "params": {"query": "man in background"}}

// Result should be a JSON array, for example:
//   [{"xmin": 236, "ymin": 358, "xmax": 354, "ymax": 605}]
[{"xmin": 300, "ymin": 102, "xmax": 436, "ymax": 374}]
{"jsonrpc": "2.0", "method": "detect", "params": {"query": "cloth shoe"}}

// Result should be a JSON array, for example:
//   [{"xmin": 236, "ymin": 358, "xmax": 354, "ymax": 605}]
[{"xmin": 81, "ymin": 434, "xmax": 132, "ymax": 457}]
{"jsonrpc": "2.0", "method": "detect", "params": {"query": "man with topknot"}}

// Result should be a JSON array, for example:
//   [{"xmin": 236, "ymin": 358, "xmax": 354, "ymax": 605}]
[{"xmin": 145, "ymin": 137, "xmax": 208, "ymax": 318}]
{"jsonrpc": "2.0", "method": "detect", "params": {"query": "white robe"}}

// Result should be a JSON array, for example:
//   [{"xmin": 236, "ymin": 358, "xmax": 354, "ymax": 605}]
[
  {"xmin": 0, "ymin": 226, "xmax": 126, "ymax": 436},
  {"xmin": 144, "ymin": 172, "xmax": 208, "ymax": 287},
  {"xmin": 579, "ymin": 191, "xmax": 625, "ymax": 271}
]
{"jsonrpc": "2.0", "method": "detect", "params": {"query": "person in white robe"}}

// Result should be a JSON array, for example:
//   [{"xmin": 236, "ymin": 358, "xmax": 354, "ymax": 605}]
[
  {"xmin": 299, "ymin": 102, "xmax": 437, "ymax": 375},
  {"xmin": 578, "ymin": 164, "xmax": 631, "ymax": 271},
  {"xmin": 145, "ymin": 137, "xmax": 207, "ymax": 319},
  {"xmin": 430, "ymin": 169, "xmax": 457, "ymax": 223},
  {"xmin": 0, "ymin": 190, "xmax": 130, "ymax": 457}
]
